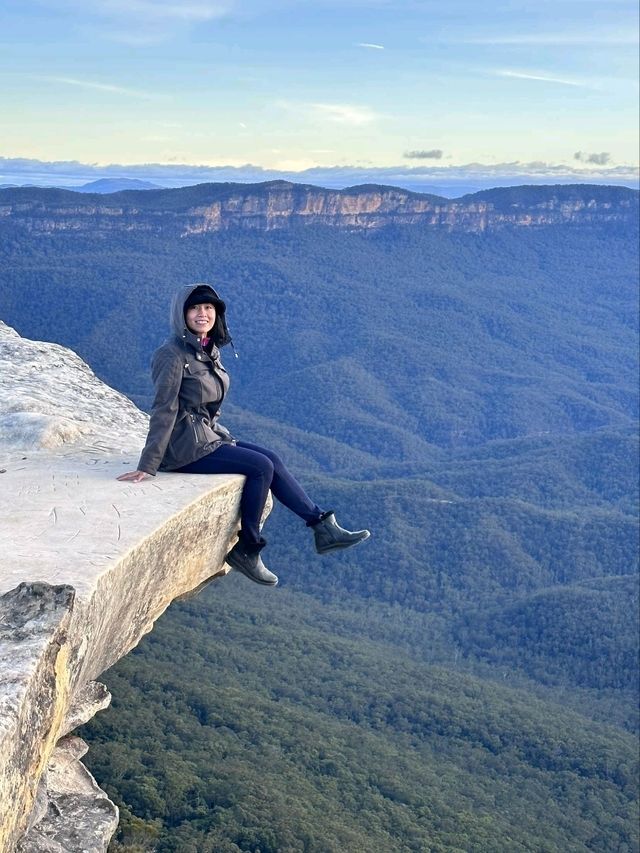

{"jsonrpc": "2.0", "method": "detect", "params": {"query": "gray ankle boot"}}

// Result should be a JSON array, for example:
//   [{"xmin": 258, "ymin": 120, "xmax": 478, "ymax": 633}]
[
  {"xmin": 312, "ymin": 511, "xmax": 370, "ymax": 555},
  {"xmin": 225, "ymin": 537, "xmax": 278, "ymax": 586}
]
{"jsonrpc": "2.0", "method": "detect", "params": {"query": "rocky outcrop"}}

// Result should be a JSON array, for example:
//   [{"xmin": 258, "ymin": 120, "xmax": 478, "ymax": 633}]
[
  {"xmin": 0, "ymin": 181, "xmax": 636, "ymax": 236},
  {"xmin": 0, "ymin": 322, "xmax": 257, "ymax": 851}
]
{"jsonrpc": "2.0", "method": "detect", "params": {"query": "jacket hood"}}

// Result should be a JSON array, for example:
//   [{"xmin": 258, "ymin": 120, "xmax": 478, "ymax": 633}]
[{"xmin": 170, "ymin": 283, "xmax": 233, "ymax": 348}]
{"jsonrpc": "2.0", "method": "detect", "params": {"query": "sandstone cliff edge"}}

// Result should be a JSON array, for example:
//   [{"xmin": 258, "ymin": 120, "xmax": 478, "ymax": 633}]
[
  {"xmin": 0, "ymin": 181, "xmax": 636, "ymax": 236},
  {"xmin": 0, "ymin": 322, "xmax": 252, "ymax": 851}
]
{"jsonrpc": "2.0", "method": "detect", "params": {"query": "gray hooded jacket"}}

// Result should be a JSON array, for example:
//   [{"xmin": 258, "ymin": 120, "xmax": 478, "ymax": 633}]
[{"xmin": 137, "ymin": 284, "xmax": 235, "ymax": 475}]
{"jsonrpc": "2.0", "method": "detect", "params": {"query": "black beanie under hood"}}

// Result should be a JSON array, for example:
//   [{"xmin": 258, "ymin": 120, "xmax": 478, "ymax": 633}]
[{"xmin": 184, "ymin": 285, "xmax": 226, "ymax": 313}]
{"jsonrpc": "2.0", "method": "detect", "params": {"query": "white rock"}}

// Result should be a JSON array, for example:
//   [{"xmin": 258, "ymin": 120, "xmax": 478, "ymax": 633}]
[
  {"xmin": 0, "ymin": 321, "xmax": 147, "ymax": 452},
  {"xmin": 0, "ymin": 322, "xmax": 264, "ymax": 851}
]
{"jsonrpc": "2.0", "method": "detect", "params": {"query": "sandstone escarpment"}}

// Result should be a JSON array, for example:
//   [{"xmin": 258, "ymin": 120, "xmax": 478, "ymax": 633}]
[
  {"xmin": 0, "ymin": 322, "xmax": 254, "ymax": 851},
  {"xmin": 0, "ymin": 181, "xmax": 636, "ymax": 237}
]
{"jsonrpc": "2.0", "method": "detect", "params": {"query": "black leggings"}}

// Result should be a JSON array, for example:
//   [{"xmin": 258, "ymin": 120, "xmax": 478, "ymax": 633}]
[{"xmin": 175, "ymin": 441, "xmax": 323, "ymax": 546}]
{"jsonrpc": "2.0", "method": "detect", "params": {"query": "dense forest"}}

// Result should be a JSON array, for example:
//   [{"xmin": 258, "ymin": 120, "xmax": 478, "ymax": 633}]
[
  {"xmin": 84, "ymin": 580, "xmax": 639, "ymax": 853},
  {"xmin": 1, "ymin": 184, "xmax": 638, "ymax": 850}
]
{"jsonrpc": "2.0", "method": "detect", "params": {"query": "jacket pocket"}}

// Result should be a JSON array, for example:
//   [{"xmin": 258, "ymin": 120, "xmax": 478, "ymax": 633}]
[
  {"xmin": 163, "ymin": 414, "xmax": 208, "ymax": 469},
  {"xmin": 190, "ymin": 412, "xmax": 218, "ymax": 445}
]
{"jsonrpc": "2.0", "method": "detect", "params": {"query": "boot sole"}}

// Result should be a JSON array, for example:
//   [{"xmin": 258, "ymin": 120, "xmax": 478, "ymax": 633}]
[
  {"xmin": 316, "ymin": 531, "xmax": 370, "ymax": 555},
  {"xmin": 225, "ymin": 552, "xmax": 278, "ymax": 586}
]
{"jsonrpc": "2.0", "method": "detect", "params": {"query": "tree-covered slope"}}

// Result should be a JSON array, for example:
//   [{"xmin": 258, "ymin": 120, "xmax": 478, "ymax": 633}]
[
  {"xmin": 459, "ymin": 183, "xmax": 639, "ymax": 210},
  {"xmin": 1, "ymin": 218, "xmax": 637, "ymax": 455},
  {"xmin": 266, "ymin": 469, "xmax": 638, "ymax": 610},
  {"xmin": 455, "ymin": 574, "xmax": 640, "ymax": 690},
  {"xmin": 82, "ymin": 580, "xmax": 639, "ymax": 853}
]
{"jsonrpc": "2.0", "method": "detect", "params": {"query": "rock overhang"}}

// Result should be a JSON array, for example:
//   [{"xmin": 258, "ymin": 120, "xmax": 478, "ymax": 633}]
[{"xmin": 0, "ymin": 321, "xmax": 255, "ymax": 851}]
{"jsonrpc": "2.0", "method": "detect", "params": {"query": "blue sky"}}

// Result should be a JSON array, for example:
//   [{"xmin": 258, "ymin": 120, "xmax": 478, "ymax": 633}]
[{"xmin": 0, "ymin": 0, "xmax": 638, "ymax": 191}]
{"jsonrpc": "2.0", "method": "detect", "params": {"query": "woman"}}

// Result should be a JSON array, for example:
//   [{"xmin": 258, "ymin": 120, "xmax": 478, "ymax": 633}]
[{"xmin": 118, "ymin": 283, "xmax": 370, "ymax": 587}]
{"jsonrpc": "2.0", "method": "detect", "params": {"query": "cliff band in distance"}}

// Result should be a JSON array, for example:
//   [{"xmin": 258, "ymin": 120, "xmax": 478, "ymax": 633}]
[{"xmin": 0, "ymin": 181, "xmax": 636, "ymax": 236}]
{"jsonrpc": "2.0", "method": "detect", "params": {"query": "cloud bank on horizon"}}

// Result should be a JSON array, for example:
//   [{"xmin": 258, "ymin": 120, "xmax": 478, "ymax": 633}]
[{"xmin": 1, "ymin": 156, "xmax": 637, "ymax": 196}]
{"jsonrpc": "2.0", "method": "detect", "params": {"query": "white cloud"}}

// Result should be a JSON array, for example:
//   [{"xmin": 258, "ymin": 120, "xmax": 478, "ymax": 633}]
[
  {"xmin": 273, "ymin": 157, "xmax": 322, "ymax": 171},
  {"xmin": 275, "ymin": 99, "xmax": 381, "ymax": 126},
  {"xmin": 459, "ymin": 31, "xmax": 639, "ymax": 46},
  {"xmin": 97, "ymin": 28, "xmax": 169, "ymax": 46},
  {"xmin": 356, "ymin": 42, "xmax": 385, "ymax": 50},
  {"xmin": 33, "ymin": 75, "xmax": 158, "ymax": 99},
  {"xmin": 494, "ymin": 69, "xmax": 588, "ymax": 88},
  {"xmin": 65, "ymin": 0, "xmax": 229, "ymax": 22},
  {"xmin": 308, "ymin": 102, "xmax": 379, "ymax": 125},
  {"xmin": 120, "ymin": 0, "xmax": 228, "ymax": 20},
  {"xmin": 43, "ymin": 0, "xmax": 231, "ymax": 45}
]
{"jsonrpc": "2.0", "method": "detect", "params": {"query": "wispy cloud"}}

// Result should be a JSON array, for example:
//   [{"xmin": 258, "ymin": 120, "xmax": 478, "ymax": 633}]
[
  {"xmin": 33, "ymin": 75, "xmax": 157, "ymax": 99},
  {"xmin": 404, "ymin": 149, "xmax": 443, "ymax": 160},
  {"xmin": 277, "ymin": 100, "xmax": 380, "ymax": 126},
  {"xmin": 575, "ymin": 151, "xmax": 611, "ymax": 165},
  {"xmin": 494, "ymin": 69, "xmax": 588, "ymax": 88},
  {"xmin": 121, "ymin": 0, "xmax": 228, "ymax": 20},
  {"xmin": 98, "ymin": 29, "xmax": 168, "ymax": 46},
  {"xmin": 356, "ymin": 42, "xmax": 385, "ymax": 50},
  {"xmin": 310, "ymin": 102, "xmax": 379, "ymax": 125},
  {"xmin": 65, "ymin": 0, "xmax": 229, "ymax": 22},
  {"xmin": 459, "ymin": 31, "xmax": 639, "ymax": 46},
  {"xmin": 47, "ymin": 0, "xmax": 230, "ymax": 45}
]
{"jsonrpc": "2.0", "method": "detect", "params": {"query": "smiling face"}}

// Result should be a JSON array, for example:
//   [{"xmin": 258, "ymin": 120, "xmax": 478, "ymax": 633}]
[{"xmin": 185, "ymin": 302, "xmax": 216, "ymax": 338}]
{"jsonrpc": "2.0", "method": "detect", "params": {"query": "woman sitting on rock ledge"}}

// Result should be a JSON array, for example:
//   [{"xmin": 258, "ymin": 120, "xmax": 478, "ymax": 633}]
[{"xmin": 117, "ymin": 283, "xmax": 370, "ymax": 587}]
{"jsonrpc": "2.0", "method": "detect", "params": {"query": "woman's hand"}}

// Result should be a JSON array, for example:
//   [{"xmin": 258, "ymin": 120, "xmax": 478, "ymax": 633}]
[{"xmin": 117, "ymin": 470, "xmax": 151, "ymax": 482}]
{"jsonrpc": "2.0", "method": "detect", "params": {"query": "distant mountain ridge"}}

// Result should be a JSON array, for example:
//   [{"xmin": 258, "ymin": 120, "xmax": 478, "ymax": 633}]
[
  {"xmin": 75, "ymin": 178, "xmax": 163, "ymax": 193},
  {"xmin": 0, "ymin": 181, "xmax": 636, "ymax": 235}
]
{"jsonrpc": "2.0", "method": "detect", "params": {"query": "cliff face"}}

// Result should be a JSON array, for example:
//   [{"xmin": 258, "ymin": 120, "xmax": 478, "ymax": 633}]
[
  {"xmin": 0, "ymin": 182, "xmax": 636, "ymax": 236},
  {"xmin": 0, "ymin": 322, "xmax": 255, "ymax": 852}
]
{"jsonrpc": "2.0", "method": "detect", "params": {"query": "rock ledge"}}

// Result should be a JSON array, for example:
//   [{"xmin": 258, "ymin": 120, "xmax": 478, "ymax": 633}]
[{"xmin": 0, "ymin": 322, "xmax": 252, "ymax": 851}]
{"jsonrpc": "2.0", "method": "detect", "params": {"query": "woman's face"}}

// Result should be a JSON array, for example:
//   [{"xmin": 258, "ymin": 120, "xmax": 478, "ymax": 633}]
[{"xmin": 186, "ymin": 303, "xmax": 216, "ymax": 337}]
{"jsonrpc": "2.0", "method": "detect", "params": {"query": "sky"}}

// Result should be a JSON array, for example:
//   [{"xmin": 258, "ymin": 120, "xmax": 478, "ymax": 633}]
[{"xmin": 0, "ymin": 0, "xmax": 638, "ymax": 192}]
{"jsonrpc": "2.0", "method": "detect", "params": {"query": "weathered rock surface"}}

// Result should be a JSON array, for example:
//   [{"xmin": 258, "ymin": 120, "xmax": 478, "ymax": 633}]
[
  {"xmin": 0, "ymin": 321, "xmax": 146, "ymax": 451},
  {"xmin": 17, "ymin": 735, "xmax": 118, "ymax": 853},
  {"xmin": 0, "ymin": 322, "xmax": 255, "ymax": 851}
]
